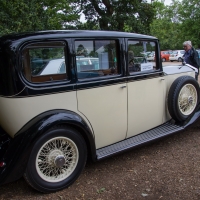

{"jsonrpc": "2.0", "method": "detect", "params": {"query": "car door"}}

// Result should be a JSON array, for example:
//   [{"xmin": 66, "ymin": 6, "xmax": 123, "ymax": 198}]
[
  {"xmin": 126, "ymin": 39, "xmax": 165, "ymax": 138},
  {"xmin": 75, "ymin": 39, "xmax": 127, "ymax": 149}
]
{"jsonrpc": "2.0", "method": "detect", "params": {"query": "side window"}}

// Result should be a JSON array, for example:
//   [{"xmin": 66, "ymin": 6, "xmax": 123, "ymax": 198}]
[
  {"xmin": 22, "ymin": 41, "xmax": 68, "ymax": 83},
  {"xmin": 168, "ymin": 51, "xmax": 172, "ymax": 55},
  {"xmin": 75, "ymin": 40, "xmax": 120, "ymax": 79},
  {"xmin": 180, "ymin": 50, "xmax": 185, "ymax": 54},
  {"xmin": 128, "ymin": 40, "xmax": 158, "ymax": 74}
]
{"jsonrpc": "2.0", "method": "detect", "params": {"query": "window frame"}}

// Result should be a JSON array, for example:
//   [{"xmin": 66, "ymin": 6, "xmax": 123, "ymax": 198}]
[
  {"xmin": 126, "ymin": 39, "xmax": 161, "ymax": 76},
  {"xmin": 19, "ymin": 40, "xmax": 71, "ymax": 86},
  {"xmin": 73, "ymin": 38, "xmax": 123, "ymax": 82}
]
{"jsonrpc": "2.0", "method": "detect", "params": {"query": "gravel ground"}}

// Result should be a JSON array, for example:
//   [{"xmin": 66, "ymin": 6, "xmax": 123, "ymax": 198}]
[{"xmin": 1, "ymin": 61, "xmax": 200, "ymax": 200}]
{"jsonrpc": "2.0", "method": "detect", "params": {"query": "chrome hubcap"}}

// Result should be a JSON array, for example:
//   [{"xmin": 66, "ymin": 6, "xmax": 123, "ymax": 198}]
[
  {"xmin": 47, "ymin": 149, "xmax": 64, "ymax": 167},
  {"xmin": 54, "ymin": 155, "xmax": 66, "ymax": 167}
]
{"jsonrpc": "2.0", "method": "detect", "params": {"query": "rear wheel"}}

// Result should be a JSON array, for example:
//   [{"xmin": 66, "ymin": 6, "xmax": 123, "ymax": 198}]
[
  {"xmin": 24, "ymin": 126, "xmax": 87, "ymax": 193},
  {"xmin": 162, "ymin": 58, "xmax": 166, "ymax": 62}
]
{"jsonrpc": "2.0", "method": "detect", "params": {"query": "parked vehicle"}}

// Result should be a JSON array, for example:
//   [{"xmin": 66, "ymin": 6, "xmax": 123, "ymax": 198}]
[
  {"xmin": 140, "ymin": 51, "xmax": 153, "ymax": 57},
  {"xmin": 169, "ymin": 50, "xmax": 185, "ymax": 62},
  {"xmin": 147, "ymin": 52, "xmax": 155, "ymax": 61},
  {"xmin": 0, "ymin": 31, "xmax": 200, "ymax": 193},
  {"xmin": 160, "ymin": 50, "xmax": 173, "ymax": 62}
]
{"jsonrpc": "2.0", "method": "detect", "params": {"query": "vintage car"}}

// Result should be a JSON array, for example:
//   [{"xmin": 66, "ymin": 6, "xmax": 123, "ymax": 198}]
[{"xmin": 0, "ymin": 30, "xmax": 200, "ymax": 193}]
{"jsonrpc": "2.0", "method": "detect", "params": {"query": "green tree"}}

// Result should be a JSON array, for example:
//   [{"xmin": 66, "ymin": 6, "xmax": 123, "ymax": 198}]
[
  {"xmin": 66, "ymin": 20, "xmax": 100, "ymax": 30},
  {"xmin": 179, "ymin": 0, "xmax": 200, "ymax": 48},
  {"xmin": 0, "ymin": 0, "xmax": 79, "ymax": 35},
  {"xmin": 70, "ymin": 0, "xmax": 155, "ymax": 34},
  {"xmin": 150, "ymin": 0, "xmax": 183, "ymax": 50},
  {"xmin": 150, "ymin": 0, "xmax": 200, "ymax": 49}
]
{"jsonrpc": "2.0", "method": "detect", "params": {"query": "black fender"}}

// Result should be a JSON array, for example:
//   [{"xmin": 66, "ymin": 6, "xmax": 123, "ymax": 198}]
[{"xmin": 0, "ymin": 109, "xmax": 96, "ymax": 185}]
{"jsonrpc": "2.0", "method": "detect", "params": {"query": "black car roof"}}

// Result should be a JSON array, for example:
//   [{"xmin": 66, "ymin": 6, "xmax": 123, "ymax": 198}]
[{"xmin": 0, "ymin": 30, "xmax": 157, "ymax": 42}]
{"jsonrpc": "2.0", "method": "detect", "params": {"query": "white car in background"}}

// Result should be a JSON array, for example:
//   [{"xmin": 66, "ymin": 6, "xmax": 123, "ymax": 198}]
[
  {"xmin": 147, "ymin": 52, "xmax": 155, "ymax": 61},
  {"xmin": 169, "ymin": 50, "xmax": 185, "ymax": 62}
]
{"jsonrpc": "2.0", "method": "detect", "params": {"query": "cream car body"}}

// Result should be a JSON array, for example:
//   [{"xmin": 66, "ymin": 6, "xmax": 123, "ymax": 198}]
[{"xmin": 0, "ymin": 30, "xmax": 199, "ymax": 193}]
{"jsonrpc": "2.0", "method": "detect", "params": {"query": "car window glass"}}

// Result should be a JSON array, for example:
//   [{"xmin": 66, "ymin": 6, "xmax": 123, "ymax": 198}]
[
  {"xmin": 128, "ymin": 40, "xmax": 158, "ymax": 74},
  {"xmin": 22, "ymin": 42, "xmax": 68, "ymax": 83},
  {"xmin": 75, "ymin": 40, "xmax": 119, "ymax": 79}
]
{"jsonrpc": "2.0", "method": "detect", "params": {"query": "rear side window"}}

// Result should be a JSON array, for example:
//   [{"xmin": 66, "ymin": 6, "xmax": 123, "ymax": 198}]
[
  {"xmin": 127, "ymin": 40, "xmax": 158, "ymax": 74},
  {"xmin": 75, "ymin": 40, "xmax": 120, "ymax": 79},
  {"xmin": 22, "ymin": 41, "xmax": 68, "ymax": 83}
]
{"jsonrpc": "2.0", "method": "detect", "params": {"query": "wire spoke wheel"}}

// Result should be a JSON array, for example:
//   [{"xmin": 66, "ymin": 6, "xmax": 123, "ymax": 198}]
[
  {"xmin": 178, "ymin": 84, "xmax": 197, "ymax": 115},
  {"xmin": 168, "ymin": 76, "xmax": 199, "ymax": 122},
  {"xmin": 24, "ymin": 126, "xmax": 87, "ymax": 193},
  {"xmin": 36, "ymin": 137, "xmax": 79, "ymax": 182}
]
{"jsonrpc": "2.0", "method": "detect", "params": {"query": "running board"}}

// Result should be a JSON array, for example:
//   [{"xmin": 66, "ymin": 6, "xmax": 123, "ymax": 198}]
[{"xmin": 96, "ymin": 122, "xmax": 184, "ymax": 160}]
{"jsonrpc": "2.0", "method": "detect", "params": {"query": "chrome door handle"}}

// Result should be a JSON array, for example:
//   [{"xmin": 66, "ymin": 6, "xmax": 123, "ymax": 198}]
[{"xmin": 121, "ymin": 85, "xmax": 126, "ymax": 88}]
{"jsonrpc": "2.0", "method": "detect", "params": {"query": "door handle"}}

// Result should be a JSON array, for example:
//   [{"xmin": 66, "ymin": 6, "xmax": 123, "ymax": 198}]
[{"xmin": 121, "ymin": 85, "xmax": 126, "ymax": 88}]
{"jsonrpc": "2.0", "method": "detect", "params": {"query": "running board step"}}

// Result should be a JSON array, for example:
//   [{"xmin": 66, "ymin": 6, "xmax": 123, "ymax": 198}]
[{"xmin": 96, "ymin": 122, "xmax": 183, "ymax": 160}]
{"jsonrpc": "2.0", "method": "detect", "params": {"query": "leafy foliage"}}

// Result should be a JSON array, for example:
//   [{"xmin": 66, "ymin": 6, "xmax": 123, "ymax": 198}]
[
  {"xmin": 150, "ymin": 0, "xmax": 183, "ymax": 50},
  {"xmin": 0, "ymin": 0, "xmax": 200, "ymax": 49},
  {"xmin": 179, "ymin": 0, "xmax": 200, "ymax": 48},
  {"xmin": 70, "ymin": 0, "xmax": 155, "ymax": 34},
  {"xmin": 0, "ymin": 0, "xmax": 78, "ymax": 35},
  {"xmin": 150, "ymin": 0, "xmax": 200, "ymax": 50}
]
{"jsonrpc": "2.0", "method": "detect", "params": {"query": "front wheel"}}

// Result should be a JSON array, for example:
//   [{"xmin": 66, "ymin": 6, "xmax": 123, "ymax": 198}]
[
  {"xmin": 162, "ymin": 58, "xmax": 166, "ymax": 62},
  {"xmin": 24, "ymin": 126, "xmax": 87, "ymax": 193},
  {"xmin": 168, "ymin": 76, "xmax": 199, "ymax": 122}
]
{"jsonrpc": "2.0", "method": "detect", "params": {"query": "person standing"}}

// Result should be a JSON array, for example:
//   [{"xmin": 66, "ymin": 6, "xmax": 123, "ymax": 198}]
[{"xmin": 183, "ymin": 41, "xmax": 200, "ymax": 80}]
